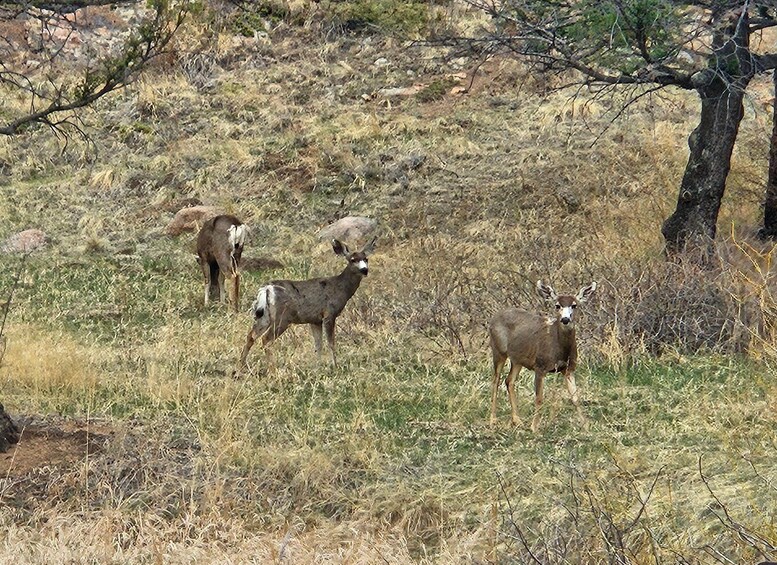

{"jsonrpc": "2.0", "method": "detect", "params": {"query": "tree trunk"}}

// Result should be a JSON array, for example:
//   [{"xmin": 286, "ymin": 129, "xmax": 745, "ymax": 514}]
[
  {"xmin": 759, "ymin": 69, "xmax": 777, "ymax": 240},
  {"xmin": 662, "ymin": 78, "xmax": 749, "ymax": 258},
  {"xmin": 0, "ymin": 403, "xmax": 19, "ymax": 453}
]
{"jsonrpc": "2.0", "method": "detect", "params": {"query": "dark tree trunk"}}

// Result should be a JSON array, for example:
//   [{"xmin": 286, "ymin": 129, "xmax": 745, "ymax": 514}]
[
  {"xmin": 759, "ymin": 69, "xmax": 777, "ymax": 240},
  {"xmin": 662, "ymin": 6, "xmax": 752, "ymax": 258},
  {"xmin": 0, "ymin": 403, "xmax": 19, "ymax": 453},
  {"xmin": 661, "ymin": 79, "xmax": 748, "ymax": 256}
]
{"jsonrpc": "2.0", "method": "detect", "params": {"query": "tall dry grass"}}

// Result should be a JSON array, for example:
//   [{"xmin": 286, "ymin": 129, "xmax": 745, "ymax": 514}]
[{"xmin": 0, "ymin": 2, "xmax": 776, "ymax": 562}]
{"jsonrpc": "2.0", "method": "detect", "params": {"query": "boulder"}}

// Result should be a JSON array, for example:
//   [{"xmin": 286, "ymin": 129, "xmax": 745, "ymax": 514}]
[
  {"xmin": 317, "ymin": 216, "xmax": 378, "ymax": 246},
  {"xmin": 166, "ymin": 205, "xmax": 223, "ymax": 236}
]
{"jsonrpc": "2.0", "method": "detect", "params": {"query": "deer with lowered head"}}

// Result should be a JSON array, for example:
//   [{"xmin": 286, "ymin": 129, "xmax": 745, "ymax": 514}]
[
  {"xmin": 489, "ymin": 280, "xmax": 597, "ymax": 432},
  {"xmin": 237, "ymin": 237, "xmax": 376, "ymax": 372},
  {"xmin": 196, "ymin": 214, "xmax": 248, "ymax": 313}
]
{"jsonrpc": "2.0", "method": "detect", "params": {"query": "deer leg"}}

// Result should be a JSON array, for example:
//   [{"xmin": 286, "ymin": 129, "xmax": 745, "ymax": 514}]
[
  {"xmin": 531, "ymin": 371, "xmax": 546, "ymax": 433},
  {"xmin": 200, "ymin": 261, "xmax": 211, "ymax": 306},
  {"xmin": 505, "ymin": 361, "xmax": 521, "ymax": 426},
  {"xmin": 218, "ymin": 270, "xmax": 226, "ymax": 303},
  {"xmin": 236, "ymin": 327, "xmax": 259, "ymax": 374},
  {"xmin": 564, "ymin": 371, "xmax": 587, "ymax": 429},
  {"xmin": 310, "ymin": 323, "xmax": 323, "ymax": 357},
  {"xmin": 226, "ymin": 273, "xmax": 240, "ymax": 313},
  {"xmin": 490, "ymin": 353, "xmax": 507, "ymax": 426},
  {"xmin": 323, "ymin": 317, "xmax": 337, "ymax": 368}
]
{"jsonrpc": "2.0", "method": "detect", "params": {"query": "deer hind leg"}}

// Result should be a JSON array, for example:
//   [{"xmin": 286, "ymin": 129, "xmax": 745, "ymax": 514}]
[
  {"xmin": 490, "ymin": 352, "xmax": 507, "ymax": 426},
  {"xmin": 531, "ymin": 370, "xmax": 546, "ymax": 433},
  {"xmin": 505, "ymin": 361, "xmax": 521, "ymax": 426},
  {"xmin": 226, "ymin": 272, "xmax": 240, "ymax": 313},
  {"xmin": 218, "ymin": 270, "xmax": 226, "ymax": 303},
  {"xmin": 203, "ymin": 261, "xmax": 218, "ymax": 306}
]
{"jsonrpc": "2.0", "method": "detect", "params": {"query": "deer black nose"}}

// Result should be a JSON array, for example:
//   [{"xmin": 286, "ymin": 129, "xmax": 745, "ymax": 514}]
[
  {"xmin": 561, "ymin": 317, "xmax": 571, "ymax": 325},
  {"xmin": 360, "ymin": 267, "xmax": 369, "ymax": 275}
]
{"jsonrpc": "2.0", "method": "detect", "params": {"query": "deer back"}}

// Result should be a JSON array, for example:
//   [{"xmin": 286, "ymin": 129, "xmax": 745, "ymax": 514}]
[{"xmin": 267, "ymin": 262, "xmax": 365, "ymax": 324}]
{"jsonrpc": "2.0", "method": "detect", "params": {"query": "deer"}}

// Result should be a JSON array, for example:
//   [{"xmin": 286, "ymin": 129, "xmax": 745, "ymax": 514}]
[
  {"xmin": 196, "ymin": 214, "xmax": 248, "ymax": 313},
  {"xmin": 236, "ymin": 237, "xmax": 376, "ymax": 373},
  {"xmin": 489, "ymin": 280, "xmax": 597, "ymax": 432}
]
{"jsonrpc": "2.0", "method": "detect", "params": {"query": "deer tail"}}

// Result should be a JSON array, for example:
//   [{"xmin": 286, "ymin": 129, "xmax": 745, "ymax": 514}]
[{"xmin": 228, "ymin": 224, "xmax": 247, "ymax": 251}]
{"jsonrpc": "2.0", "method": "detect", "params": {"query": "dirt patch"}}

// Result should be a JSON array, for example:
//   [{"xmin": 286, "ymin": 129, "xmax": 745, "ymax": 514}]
[{"xmin": 0, "ymin": 416, "xmax": 112, "ymax": 478}]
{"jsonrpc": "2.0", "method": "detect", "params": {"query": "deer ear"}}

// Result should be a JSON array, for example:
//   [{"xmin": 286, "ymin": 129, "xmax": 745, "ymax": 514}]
[
  {"xmin": 536, "ymin": 280, "xmax": 557, "ymax": 301},
  {"xmin": 332, "ymin": 239, "xmax": 350, "ymax": 256},
  {"xmin": 361, "ymin": 237, "xmax": 377, "ymax": 255},
  {"xmin": 576, "ymin": 282, "xmax": 597, "ymax": 303}
]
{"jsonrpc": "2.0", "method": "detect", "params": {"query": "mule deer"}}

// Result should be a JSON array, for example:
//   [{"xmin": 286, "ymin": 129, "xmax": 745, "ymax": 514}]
[
  {"xmin": 237, "ymin": 237, "xmax": 376, "ymax": 372},
  {"xmin": 489, "ymin": 280, "xmax": 597, "ymax": 432},
  {"xmin": 196, "ymin": 214, "xmax": 248, "ymax": 313}
]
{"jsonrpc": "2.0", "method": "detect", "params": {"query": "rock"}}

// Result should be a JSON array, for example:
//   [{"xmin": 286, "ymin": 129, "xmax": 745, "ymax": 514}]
[
  {"xmin": 1, "ymin": 229, "xmax": 47, "ymax": 253},
  {"xmin": 317, "ymin": 216, "xmax": 378, "ymax": 245},
  {"xmin": 0, "ymin": 403, "xmax": 19, "ymax": 454},
  {"xmin": 378, "ymin": 85, "xmax": 424, "ymax": 98},
  {"xmin": 166, "ymin": 206, "xmax": 223, "ymax": 236}
]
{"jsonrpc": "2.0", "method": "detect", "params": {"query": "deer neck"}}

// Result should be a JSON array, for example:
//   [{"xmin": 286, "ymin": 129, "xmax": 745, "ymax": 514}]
[
  {"xmin": 335, "ymin": 266, "xmax": 364, "ymax": 299},
  {"xmin": 552, "ymin": 321, "xmax": 576, "ymax": 359}
]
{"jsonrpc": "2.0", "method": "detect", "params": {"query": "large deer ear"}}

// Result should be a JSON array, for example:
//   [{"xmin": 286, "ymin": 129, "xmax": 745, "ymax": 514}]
[
  {"xmin": 536, "ymin": 280, "xmax": 557, "ymax": 301},
  {"xmin": 332, "ymin": 239, "xmax": 350, "ymax": 256},
  {"xmin": 576, "ymin": 282, "xmax": 597, "ymax": 303},
  {"xmin": 361, "ymin": 237, "xmax": 377, "ymax": 255}
]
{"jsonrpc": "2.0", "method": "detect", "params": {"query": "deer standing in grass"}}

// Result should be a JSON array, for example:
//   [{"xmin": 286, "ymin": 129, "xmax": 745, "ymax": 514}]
[
  {"xmin": 489, "ymin": 280, "xmax": 597, "ymax": 432},
  {"xmin": 237, "ymin": 238, "xmax": 376, "ymax": 372},
  {"xmin": 196, "ymin": 214, "xmax": 248, "ymax": 313}
]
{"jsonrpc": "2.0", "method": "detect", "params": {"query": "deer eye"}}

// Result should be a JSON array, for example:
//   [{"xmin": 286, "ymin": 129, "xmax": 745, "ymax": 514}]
[
  {"xmin": 571, "ymin": 304, "xmax": 577, "ymax": 309},
  {"xmin": 555, "ymin": 304, "xmax": 561, "ymax": 310}
]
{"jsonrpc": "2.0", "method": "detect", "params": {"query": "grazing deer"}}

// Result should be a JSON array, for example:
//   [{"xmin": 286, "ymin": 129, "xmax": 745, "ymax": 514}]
[
  {"xmin": 237, "ymin": 237, "xmax": 376, "ymax": 372},
  {"xmin": 196, "ymin": 214, "xmax": 248, "ymax": 313},
  {"xmin": 489, "ymin": 280, "xmax": 597, "ymax": 432}
]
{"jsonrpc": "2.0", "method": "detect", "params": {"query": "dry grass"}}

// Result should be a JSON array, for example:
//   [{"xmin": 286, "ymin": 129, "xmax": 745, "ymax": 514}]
[{"xmin": 1, "ymin": 2, "xmax": 776, "ymax": 562}]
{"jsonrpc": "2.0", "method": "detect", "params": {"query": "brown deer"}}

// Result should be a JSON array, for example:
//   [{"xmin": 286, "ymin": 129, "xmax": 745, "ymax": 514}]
[
  {"xmin": 237, "ymin": 237, "xmax": 376, "ymax": 372},
  {"xmin": 196, "ymin": 214, "xmax": 248, "ymax": 313},
  {"xmin": 489, "ymin": 280, "xmax": 597, "ymax": 432}
]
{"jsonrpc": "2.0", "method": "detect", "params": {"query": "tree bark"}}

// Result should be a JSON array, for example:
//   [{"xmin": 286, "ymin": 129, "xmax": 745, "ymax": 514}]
[
  {"xmin": 662, "ymin": 78, "xmax": 748, "ymax": 256},
  {"xmin": 662, "ymin": 5, "xmax": 752, "ymax": 258},
  {"xmin": 759, "ymin": 68, "xmax": 777, "ymax": 240}
]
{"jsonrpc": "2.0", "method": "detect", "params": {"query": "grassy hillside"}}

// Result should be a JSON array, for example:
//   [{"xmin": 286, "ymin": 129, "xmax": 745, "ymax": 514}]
[{"xmin": 1, "ymin": 2, "xmax": 776, "ymax": 563}]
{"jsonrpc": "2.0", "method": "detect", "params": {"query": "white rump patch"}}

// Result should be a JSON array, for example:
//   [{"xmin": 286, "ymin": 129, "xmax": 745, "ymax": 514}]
[
  {"xmin": 252, "ymin": 285, "xmax": 275, "ymax": 317},
  {"xmin": 228, "ymin": 224, "xmax": 247, "ymax": 249}
]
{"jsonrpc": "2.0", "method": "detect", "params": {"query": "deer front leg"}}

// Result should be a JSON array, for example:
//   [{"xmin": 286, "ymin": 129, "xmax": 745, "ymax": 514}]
[
  {"xmin": 236, "ymin": 327, "xmax": 259, "ymax": 375},
  {"xmin": 504, "ymin": 361, "xmax": 521, "ymax": 426},
  {"xmin": 531, "ymin": 370, "xmax": 546, "ymax": 433},
  {"xmin": 490, "ymin": 354, "xmax": 507, "ymax": 426},
  {"xmin": 310, "ymin": 323, "xmax": 323, "ymax": 357},
  {"xmin": 323, "ymin": 317, "xmax": 337, "ymax": 368},
  {"xmin": 564, "ymin": 370, "xmax": 587, "ymax": 429}
]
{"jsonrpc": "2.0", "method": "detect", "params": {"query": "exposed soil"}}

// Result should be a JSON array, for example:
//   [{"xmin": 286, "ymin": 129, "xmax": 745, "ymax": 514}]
[{"xmin": 0, "ymin": 415, "xmax": 112, "ymax": 478}]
